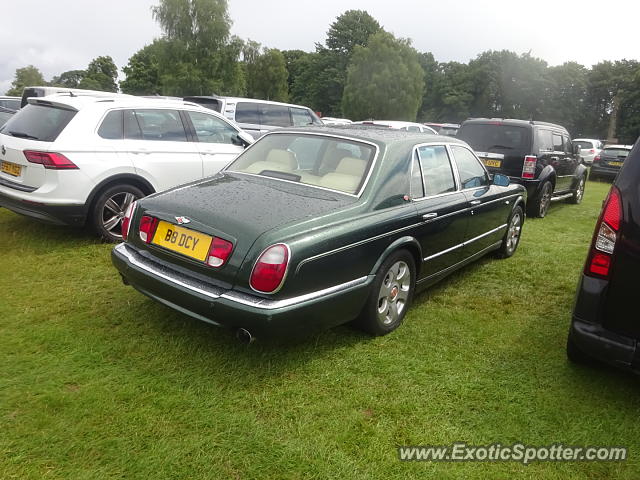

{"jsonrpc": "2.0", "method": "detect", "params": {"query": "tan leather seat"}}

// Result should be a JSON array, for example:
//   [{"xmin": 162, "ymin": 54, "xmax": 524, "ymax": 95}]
[
  {"xmin": 244, "ymin": 149, "xmax": 297, "ymax": 174},
  {"xmin": 319, "ymin": 157, "xmax": 367, "ymax": 193}
]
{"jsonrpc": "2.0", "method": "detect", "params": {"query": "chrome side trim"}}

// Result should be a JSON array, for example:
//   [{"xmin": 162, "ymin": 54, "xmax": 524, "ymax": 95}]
[
  {"xmin": 115, "ymin": 243, "xmax": 369, "ymax": 311},
  {"xmin": 418, "ymin": 241, "xmax": 502, "ymax": 283},
  {"xmin": 423, "ymin": 223, "xmax": 507, "ymax": 262},
  {"xmin": 222, "ymin": 276, "xmax": 370, "ymax": 309}
]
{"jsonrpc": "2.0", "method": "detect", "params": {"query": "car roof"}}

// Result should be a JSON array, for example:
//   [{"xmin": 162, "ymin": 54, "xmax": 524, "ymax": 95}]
[
  {"xmin": 603, "ymin": 144, "xmax": 634, "ymax": 149},
  {"xmin": 27, "ymin": 93, "xmax": 212, "ymax": 112},
  {"xmin": 270, "ymin": 125, "xmax": 468, "ymax": 148},
  {"xmin": 185, "ymin": 95, "xmax": 312, "ymax": 110},
  {"xmin": 462, "ymin": 118, "xmax": 568, "ymax": 131}
]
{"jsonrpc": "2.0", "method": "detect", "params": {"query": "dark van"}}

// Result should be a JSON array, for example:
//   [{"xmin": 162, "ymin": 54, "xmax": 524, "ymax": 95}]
[{"xmin": 457, "ymin": 119, "xmax": 587, "ymax": 217}]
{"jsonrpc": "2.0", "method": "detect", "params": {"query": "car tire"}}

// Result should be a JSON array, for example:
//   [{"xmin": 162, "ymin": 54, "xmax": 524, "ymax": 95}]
[
  {"xmin": 92, "ymin": 184, "xmax": 144, "ymax": 242},
  {"xmin": 355, "ymin": 250, "xmax": 416, "ymax": 336},
  {"xmin": 496, "ymin": 205, "xmax": 523, "ymax": 258},
  {"xmin": 528, "ymin": 181, "xmax": 552, "ymax": 218},
  {"xmin": 569, "ymin": 175, "xmax": 586, "ymax": 204},
  {"xmin": 566, "ymin": 332, "xmax": 597, "ymax": 366}
]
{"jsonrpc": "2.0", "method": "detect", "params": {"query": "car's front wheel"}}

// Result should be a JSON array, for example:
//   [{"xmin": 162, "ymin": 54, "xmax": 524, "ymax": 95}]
[
  {"xmin": 355, "ymin": 250, "xmax": 416, "ymax": 336},
  {"xmin": 569, "ymin": 175, "xmax": 586, "ymax": 204},
  {"xmin": 92, "ymin": 184, "xmax": 144, "ymax": 242},
  {"xmin": 497, "ymin": 205, "xmax": 523, "ymax": 258}
]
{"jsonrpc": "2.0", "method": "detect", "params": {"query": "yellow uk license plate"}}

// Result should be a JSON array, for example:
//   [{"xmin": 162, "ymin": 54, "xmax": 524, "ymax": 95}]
[
  {"xmin": 609, "ymin": 161, "xmax": 623, "ymax": 167},
  {"xmin": 152, "ymin": 221, "xmax": 212, "ymax": 261},
  {"xmin": 1, "ymin": 161, "xmax": 22, "ymax": 177},
  {"xmin": 482, "ymin": 159, "xmax": 502, "ymax": 168}
]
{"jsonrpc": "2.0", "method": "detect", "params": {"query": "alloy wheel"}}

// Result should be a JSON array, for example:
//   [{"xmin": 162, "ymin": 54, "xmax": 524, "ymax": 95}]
[
  {"xmin": 101, "ymin": 192, "xmax": 137, "ymax": 239},
  {"xmin": 377, "ymin": 260, "xmax": 411, "ymax": 325},
  {"xmin": 505, "ymin": 212, "xmax": 522, "ymax": 254}
]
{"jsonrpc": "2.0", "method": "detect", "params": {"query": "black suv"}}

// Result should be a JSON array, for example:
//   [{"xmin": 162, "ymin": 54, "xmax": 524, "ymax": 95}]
[
  {"xmin": 457, "ymin": 119, "xmax": 587, "ymax": 217},
  {"xmin": 567, "ymin": 140, "xmax": 640, "ymax": 371}
]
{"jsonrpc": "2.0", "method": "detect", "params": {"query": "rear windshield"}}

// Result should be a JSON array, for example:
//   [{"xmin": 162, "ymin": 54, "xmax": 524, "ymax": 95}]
[
  {"xmin": 602, "ymin": 148, "xmax": 630, "ymax": 158},
  {"xmin": 0, "ymin": 103, "xmax": 77, "ymax": 142},
  {"xmin": 227, "ymin": 133, "xmax": 376, "ymax": 195},
  {"xmin": 458, "ymin": 123, "xmax": 530, "ymax": 153},
  {"xmin": 184, "ymin": 97, "xmax": 222, "ymax": 113},
  {"xmin": 574, "ymin": 141, "xmax": 594, "ymax": 149},
  {"xmin": 0, "ymin": 99, "xmax": 20, "ymax": 110}
]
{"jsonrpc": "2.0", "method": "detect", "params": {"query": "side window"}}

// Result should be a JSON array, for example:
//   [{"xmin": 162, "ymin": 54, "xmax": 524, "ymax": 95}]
[
  {"xmin": 98, "ymin": 110, "xmax": 123, "ymax": 139},
  {"xmin": 235, "ymin": 102, "xmax": 259, "ymax": 124},
  {"xmin": 124, "ymin": 109, "xmax": 142, "ymax": 140},
  {"xmin": 451, "ymin": 145, "xmax": 489, "ymax": 189},
  {"xmin": 417, "ymin": 145, "xmax": 456, "ymax": 196},
  {"xmin": 131, "ymin": 109, "xmax": 188, "ymax": 142},
  {"xmin": 537, "ymin": 130, "xmax": 554, "ymax": 152},
  {"xmin": 406, "ymin": 125, "xmax": 421, "ymax": 132},
  {"xmin": 291, "ymin": 107, "xmax": 313, "ymax": 126},
  {"xmin": 552, "ymin": 133, "xmax": 564, "ymax": 152},
  {"xmin": 260, "ymin": 104, "xmax": 291, "ymax": 127},
  {"xmin": 411, "ymin": 152, "xmax": 425, "ymax": 198},
  {"xmin": 187, "ymin": 111, "xmax": 238, "ymax": 144}
]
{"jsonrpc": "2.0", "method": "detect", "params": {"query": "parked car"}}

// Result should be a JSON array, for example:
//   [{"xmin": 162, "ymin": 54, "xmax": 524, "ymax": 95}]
[
  {"xmin": 0, "ymin": 94, "xmax": 253, "ymax": 242},
  {"xmin": 111, "ymin": 126, "xmax": 526, "ymax": 341},
  {"xmin": 573, "ymin": 138, "xmax": 602, "ymax": 165},
  {"xmin": 589, "ymin": 144, "xmax": 633, "ymax": 180},
  {"xmin": 183, "ymin": 96, "xmax": 323, "ymax": 139},
  {"xmin": 424, "ymin": 122, "xmax": 460, "ymax": 136},
  {"xmin": 0, "ymin": 107, "xmax": 15, "ymax": 127},
  {"xmin": 457, "ymin": 118, "xmax": 587, "ymax": 218},
  {"xmin": 567, "ymin": 140, "xmax": 640, "ymax": 371},
  {"xmin": 353, "ymin": 120, "xmax": 438, "ymax": 134},
  {"xmin": 0, "ymin": 96, "xmax": 20, "ymax": 111},
  {"xmin": 19, "ymin": 85, "xmax": 125, "ymax": 108},
  {"xmin": 321, "ymin": 117, "xmax": 353, "ymax": 126}
]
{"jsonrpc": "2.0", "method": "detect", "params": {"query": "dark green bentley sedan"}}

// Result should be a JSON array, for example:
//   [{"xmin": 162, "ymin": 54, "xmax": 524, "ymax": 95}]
[{"xmin": 111, "ymin": 126, "xmax": 527, "ymax": 341}]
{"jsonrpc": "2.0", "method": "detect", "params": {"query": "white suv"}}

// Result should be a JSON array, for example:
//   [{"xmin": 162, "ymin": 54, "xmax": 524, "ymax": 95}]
[
  {"xmin": 573, "ymin": 138, "xmax": 603, "ymax": 165},
  {"xmin": 0, "ymin": 94, "xmax": 253, "ymax": 241}
]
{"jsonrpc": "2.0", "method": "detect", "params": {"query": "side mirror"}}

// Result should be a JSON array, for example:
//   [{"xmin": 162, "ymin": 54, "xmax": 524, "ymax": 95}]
[
  {"xmin": 236, "ymin": 131, "xmax": 255, "ymax": 147},
  {"xmin": 492, "ymin": 173, "xmax": 510, "ymax": 187}
]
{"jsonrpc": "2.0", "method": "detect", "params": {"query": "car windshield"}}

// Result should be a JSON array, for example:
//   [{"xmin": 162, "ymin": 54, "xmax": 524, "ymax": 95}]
[
  {"xmin": 458, "ymin": 124, "xmax": 530, "ymax": 153},
  {"xmin": 227, "ymin": 133, "xmax": 376, "ymax": 195},
  {"xmin": 602, "ymin": 148, "xmax": 630, "ymax": 158}
]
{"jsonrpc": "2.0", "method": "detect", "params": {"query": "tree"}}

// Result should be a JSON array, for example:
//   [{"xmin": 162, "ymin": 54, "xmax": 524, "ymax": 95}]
[
  {"xmin": 342, "ymin": 31, "xmax": 424, "ymax": 121},
  {"xmin": 120, "ymin": 40, "xmax": 165, "ymax": 95},
  {"xmin": 543, "ymin": 62, "xmax": 589, "ymax": 136},
  {"xmin": 246, "ymin": 48, "xmax": 288, "ymax": 101},
  {"xmin": 326, "ymin": 9, "xmax": 381, "ymax": 57},
  {"xmin": 78, "ymin": 56, "xmax": 118, "ymax": 92},
  {"xmin": 50, "ymin": 70, "xmax": 86, "ymax": 88},
  {"xmin": 6, "ymin": 65, "xmax": 45, "ymax": 96}
]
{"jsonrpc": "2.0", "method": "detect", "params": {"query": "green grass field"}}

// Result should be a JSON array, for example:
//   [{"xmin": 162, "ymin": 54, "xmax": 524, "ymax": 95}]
[{"xmin": 2, "ymin": 180, "xmax": 639, "ymax": 479}]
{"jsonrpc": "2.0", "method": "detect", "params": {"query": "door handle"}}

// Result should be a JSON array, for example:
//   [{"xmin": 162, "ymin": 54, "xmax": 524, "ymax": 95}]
[
  {"xmin": 470, "ymin": 200, "xmax": 481, "ymax": 206},
  {"xmin": 422, "ymin": 212, "xmax": 438, "ymax": 220}
]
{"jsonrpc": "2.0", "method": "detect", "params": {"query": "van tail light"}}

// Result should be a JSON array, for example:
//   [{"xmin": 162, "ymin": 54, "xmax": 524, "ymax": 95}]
[
  {"xmin": 250, "ymin": 244, "xmax": 290, "ymax": 293},
  {"xmin": 206, "ymin": 237, "xmax": 233, "ymax": 267},
  {"xmin": 139, "ymin": 215, "xmax": 159, "ymax": 244},
  {"xmin": 593, "ymin": 155, "xmax": 601, "ymax": 164},
  {"xmin": 121, "ymin": 201, "xmax": 137, "ymax": 242},
  {"xmin": 585, "ymin": 186, "xmax": 622, "ymax": 279},
  {"xmin": 23, "ymin": 151, "xmax": 78, "ymax": 170},
  {"xmin": 522, "ymin": 155, "xmax": 537, "ymax": 179}
]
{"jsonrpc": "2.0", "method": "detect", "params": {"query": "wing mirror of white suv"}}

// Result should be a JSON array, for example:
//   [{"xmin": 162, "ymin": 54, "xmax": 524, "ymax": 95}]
[{"xmin": 235, "ymin": 131, "xmax": 254, "ymax": 148}]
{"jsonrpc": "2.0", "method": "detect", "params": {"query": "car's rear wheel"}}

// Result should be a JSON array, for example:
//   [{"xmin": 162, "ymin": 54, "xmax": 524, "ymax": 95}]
[
  {"xmin": 497, "ymin": 205, "xmax": 523, "ymax": 258},
  {"xmin": 355, "ymin": 250, "xmax": 416, "ymax": 336},
  {"xmin": 529, "ymin": 181, "xmax": 552, "ymax": 218},
  {"xmin": 92, "ymin": 184, "xmax": 144, "ymax": 242},
  {"xmin": 569, "ymin": 175, "xmax": 586, "ymax": 204}
]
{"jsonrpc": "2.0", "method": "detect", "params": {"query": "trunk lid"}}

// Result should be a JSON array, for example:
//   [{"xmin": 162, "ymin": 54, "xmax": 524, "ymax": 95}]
[{"xmin": 134, "ymin": 171, "xmax": 356, "ymax": 288}]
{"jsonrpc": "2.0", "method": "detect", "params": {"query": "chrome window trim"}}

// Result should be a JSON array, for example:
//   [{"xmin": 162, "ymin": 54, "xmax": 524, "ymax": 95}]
[
  {"xmin": 224, "ymin": 130, "xmax": 380, "ymax": 198},
  {"xmin": 448, "ymin": 143, "xmax": 491, "ymax": 190},
  {"xmin": 422, "ymin": 223, "xmax": 507, "ymax": 262},
  {"xmin": 410, "ymin": 142, "xmax": 460, "ymax": 200},
  {"xmin": 114, "ymin": 243, "xmax": 368, "ymax": 311}
]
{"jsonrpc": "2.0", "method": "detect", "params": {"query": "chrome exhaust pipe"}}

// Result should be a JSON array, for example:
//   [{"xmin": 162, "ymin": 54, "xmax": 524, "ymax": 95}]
[{"xmin": 235, "ymin": 328, "xmax": 255, "ymax": 344}]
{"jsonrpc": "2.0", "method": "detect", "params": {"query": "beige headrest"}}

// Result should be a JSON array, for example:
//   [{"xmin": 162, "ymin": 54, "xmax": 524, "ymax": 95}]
[
  {"xmin": 265, "ymin": 149, "xmax": 296, "ymax": 169},
  {"xmin": 335, "ymin": 157, "xmax": 367, "ymax": 177}
]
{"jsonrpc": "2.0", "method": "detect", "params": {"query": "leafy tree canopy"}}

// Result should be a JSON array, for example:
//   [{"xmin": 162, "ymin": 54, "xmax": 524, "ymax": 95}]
[{"xmin": 5, "ymin": 65, "xmax": 45, "ymax": 96}]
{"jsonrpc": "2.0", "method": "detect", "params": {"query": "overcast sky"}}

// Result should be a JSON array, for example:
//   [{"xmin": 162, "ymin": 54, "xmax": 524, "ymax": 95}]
[{"xmin": 2, "ymin": 0, "xmax": 639, "ymax": 95}]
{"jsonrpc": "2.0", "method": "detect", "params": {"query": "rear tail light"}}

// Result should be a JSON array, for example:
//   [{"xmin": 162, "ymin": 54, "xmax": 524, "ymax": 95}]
[
  {"xmin": 250, "ymin": 244, "xmax": 290, "ymax": 293},
  {"xmin": 139, "ymin": 215, "xmax": 159, "ymax": 244},
  {"xmin": 23, "ymin": 150, "xmax": 78, "ymax": 170},
  {"xmin": 206, "ymin": 237, "xmax": 233, "ymax": 267},
  {"xmin": 585, "ymin": 187, "xmax": 622, "ymax": 278},
  {"xmin": 593, "ymin": 155, "xmax": 601, "ymax": 163},
  {"xmin": 522, "ymin": 155, "xmax": 537, "ymax": 179},
  {"xmin": 121, "ymin": 201, "xmax": 137, "ymax": 242},
  {"xmin": 589, "ymin": 149, "xmax": 595, "ymax": 154}
]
